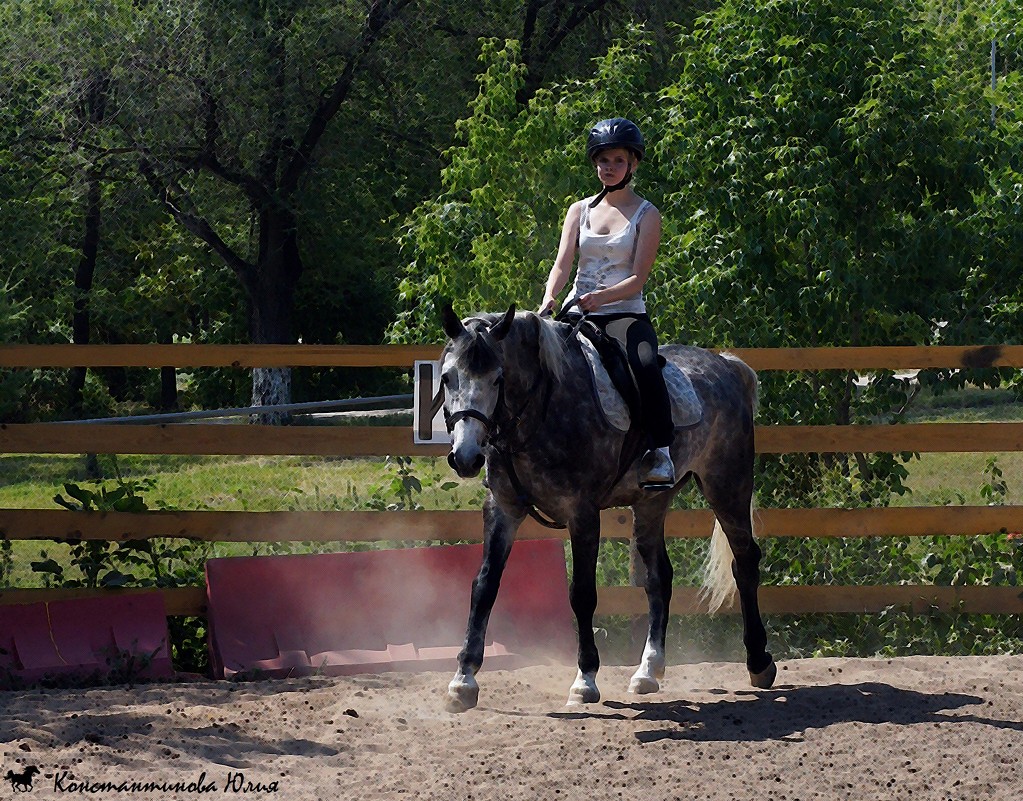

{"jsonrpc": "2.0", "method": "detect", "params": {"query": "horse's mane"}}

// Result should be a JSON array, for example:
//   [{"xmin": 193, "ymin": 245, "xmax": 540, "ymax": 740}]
[
  {"xmin": 530, "ymin": 312, "xmax": 567, "ymax": 383},
  {"xmin": 457, "ymin": 311, "xmax": 567, "ymax": 383}
]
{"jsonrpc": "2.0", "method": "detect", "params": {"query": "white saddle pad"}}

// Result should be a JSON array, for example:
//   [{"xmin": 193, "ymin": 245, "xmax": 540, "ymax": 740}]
[{"xmin": 577, "ymin": 336, "xmax": 703, "ymax": 433}]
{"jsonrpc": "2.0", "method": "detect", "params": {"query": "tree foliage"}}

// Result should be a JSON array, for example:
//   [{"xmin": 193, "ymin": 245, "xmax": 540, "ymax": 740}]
[
  {"xmin": 393, "ymin": 0, "xmax": 1023, "ymax": 505},
  {"xmin": 389, "ymin": 29, "xmax": 659, "ymax": 343},
  {"xmin": 3, "ymin": 0, "xmax": 664, "ymax": 415},
  {"xmin": 1, "ymin": 0, "xmax": 1020, "ymax": 447}
]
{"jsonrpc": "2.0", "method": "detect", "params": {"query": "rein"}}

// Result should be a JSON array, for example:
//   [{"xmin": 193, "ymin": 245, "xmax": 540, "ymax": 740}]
[
  {"xmin": 550, "ymin": 299, "xmax": 645, "ymax": 507},
  {"xmin": 489, "ymin": 371, "xmax": 565, "ymax": 530}
]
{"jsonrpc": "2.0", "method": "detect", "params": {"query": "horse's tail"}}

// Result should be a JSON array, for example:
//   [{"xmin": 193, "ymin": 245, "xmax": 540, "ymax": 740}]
[
  {"xmin": 702, "ymin": 497, "xmax": 758, "ymax": 614},
  {"xmin": 702, "ymin": 516, "xmax": 735, "ymax": 613},
  {"xmin": 701, "ymin": 353, "xmax": 759, "ymax": 613}
]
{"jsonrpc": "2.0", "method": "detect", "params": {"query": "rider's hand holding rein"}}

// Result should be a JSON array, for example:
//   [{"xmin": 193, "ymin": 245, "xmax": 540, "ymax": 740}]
[{"xmin": 538, "ymin": 201, "xmax": 581, "ymax": 317}]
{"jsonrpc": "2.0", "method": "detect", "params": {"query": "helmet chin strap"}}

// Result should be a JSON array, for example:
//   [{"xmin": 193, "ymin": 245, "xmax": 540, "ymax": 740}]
[{"xmin": 588, "ymin": 167, "xmax": 634, "ymax": 208}]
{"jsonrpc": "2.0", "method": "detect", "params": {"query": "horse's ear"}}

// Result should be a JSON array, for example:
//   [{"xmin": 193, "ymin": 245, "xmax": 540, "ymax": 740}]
[
  {"xmin": 440, "ymin": 301, "xmax": 464, "ymax": 339},
  {"xmin": 489, "ymin": 304, "xmax": 516, "ymax": 341}
]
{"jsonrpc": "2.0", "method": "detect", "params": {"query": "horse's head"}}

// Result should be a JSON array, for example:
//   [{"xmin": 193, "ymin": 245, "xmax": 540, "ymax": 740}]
[{"xmin": 439, "ymin": 303, "xmax": 515, "ymax": 477}]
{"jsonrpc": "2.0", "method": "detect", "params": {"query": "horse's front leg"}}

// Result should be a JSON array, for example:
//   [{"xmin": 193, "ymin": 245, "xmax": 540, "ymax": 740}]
[
  {"xmin": 446, "ymin": 493, "xmax": 522, "ymax": 713},
  {"xmin": 566, "ymin": 506, "xmax": 602, "ymax": 706},
  {"xmin": 628, "ymin": 497, "xmax": 673, "ymax": 695}
]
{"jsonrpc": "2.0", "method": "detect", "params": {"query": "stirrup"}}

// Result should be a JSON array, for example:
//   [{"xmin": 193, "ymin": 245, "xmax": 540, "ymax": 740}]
[{"xmin": 638, "ymin": 449, "xmax": 675, "ymax": 491}]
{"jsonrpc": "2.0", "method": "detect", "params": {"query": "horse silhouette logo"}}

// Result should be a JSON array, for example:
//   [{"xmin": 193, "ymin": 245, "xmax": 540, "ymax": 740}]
[{"xmin": 4, "ymin": 765, "xmax": 40, "ymax": 792}]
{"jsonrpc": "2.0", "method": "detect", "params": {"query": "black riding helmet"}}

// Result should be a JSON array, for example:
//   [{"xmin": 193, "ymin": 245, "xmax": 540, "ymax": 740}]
[
  {"xmin": 586, "ymin": 117, "xmax": 645, "ymax": 162},
  {"xmin": 586, "ymin": 118, "xmax": 645, "ymax": 207}
]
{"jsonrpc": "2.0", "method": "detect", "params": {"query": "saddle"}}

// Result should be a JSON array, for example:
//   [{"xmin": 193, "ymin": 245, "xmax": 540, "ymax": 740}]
[{"xmin": 573, "ymin": 322, "xmax": 703, "ymax": 433}]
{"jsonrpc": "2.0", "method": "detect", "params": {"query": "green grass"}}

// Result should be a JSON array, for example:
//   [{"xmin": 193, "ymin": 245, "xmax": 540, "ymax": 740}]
[
  {"xmin": 890, "ymin": 451, "xmax": 1023, "ymax": 506},
  {"xmin": 892, "ymin": 388, "xmax": 1023, "ymax": 506},
  {"xmin": 3, "ymin": 387, "xmax": 1018, "ymax": 511},
  {"xmin": 0, "ymin": 453, "xmax": 488, "ymax": 588},
  {"xmin": 904, "ymin": 387, "xmax": 1023, "ymax": 422},
  {"xmin": 0, "ymin": 453, "xmax": 486, "ymax": 511}
]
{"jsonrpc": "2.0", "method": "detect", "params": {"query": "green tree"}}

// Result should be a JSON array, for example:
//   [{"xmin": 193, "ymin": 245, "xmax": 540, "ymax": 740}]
[
  {"xmin": 111, "ymin": 0, "xmax": 419, "ymax": 418},
  {"xmin": 909, "ymin": 0, "xmax": 1023, "ymax": 398},
  {"xmin": 395, "ymin": 1, "xmax": 1010, "ymax": 506},
  {"xmin": 3, "ymin": 0, "xmax": 697, "ymax": 418},
  {"xmin": 124, "ymin": 0, "xmax": 665, "ymax": 411},
  {"xmin": 0, "ymin": 276, "xmax": 30, "ymax": 422},
  {"xmin": 0, "ymin": 0, "xmax": 237, "ymax": 420},
  {"xmin": 939, "ymin": 1, "xmax": 1023, "ymax": 340},
  {"xmin": 657, "ymin": 0, "xmax": 993, "ymax": 502},
  {"xmin": 390, "ymin": 29, "xmax": 660, "ymax": 343}
]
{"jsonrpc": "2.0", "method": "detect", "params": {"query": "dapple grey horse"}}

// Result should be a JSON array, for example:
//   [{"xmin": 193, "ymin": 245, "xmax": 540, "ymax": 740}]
[{"xmin": 440, "ymin": 304, "xmax": 775, "ymax": 712}]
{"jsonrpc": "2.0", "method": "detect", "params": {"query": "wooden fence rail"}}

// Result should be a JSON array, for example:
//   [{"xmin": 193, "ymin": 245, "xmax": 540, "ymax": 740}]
[
  {"xmin": 2, "ymin": 585, "xmax": 1022, "ymax": 618},
  {"xmin": 2, "ymin": 421, "xmax": 1023, "ymax": 456},
  {"xmin": 2, "ymin": 507, "xmax": 1022, "ymax": 543},
  {"xmin": 3, "ymin": 343, "xmax": 1023, "ymax": 370},
  {"xmin": 1, "ymin": 343, "xmax": 1022, "ymax": 619}
]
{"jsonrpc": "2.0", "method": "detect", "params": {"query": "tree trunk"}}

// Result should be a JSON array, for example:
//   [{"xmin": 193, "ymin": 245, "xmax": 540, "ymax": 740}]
[
  {"xmin": 246, "ymin": 208, "xmax": 303, "ymax": 424},
  {"xmin": 69, "ymin": 72, "xmax": 110, "ymax": 479},
  {"xmin": 70, "ymin": 170, "xmax": 101, "ymax": 420},
  {"xmin": 72, "ymin": 170, "xmax": 102, "ymax": 479},
  {"xmin": 160, "ymin": 366, "xmax": 178, "ymax": 412}
]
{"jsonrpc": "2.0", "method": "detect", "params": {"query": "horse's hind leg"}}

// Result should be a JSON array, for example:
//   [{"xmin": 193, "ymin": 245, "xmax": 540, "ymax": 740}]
[
  {"xmin": 446, "ymin": 493, "xmax": 522, "ymax": 713},
  {"xmin": 700, "ymin": 476, "xmax": 776, "ymax": 689},
  {"xmin": 566, "ymin": 506, "xmax": 602, "ymax": 706},
  {"xmin": 628, "ymin": 495, "xmax": 673, "ymax": 695}
]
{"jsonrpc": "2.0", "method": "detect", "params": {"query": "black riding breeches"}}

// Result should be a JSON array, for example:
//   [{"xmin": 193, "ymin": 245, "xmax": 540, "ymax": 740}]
[{"xmin": 572, "ymin": 312, "xmax": 674, "ymax": 449}]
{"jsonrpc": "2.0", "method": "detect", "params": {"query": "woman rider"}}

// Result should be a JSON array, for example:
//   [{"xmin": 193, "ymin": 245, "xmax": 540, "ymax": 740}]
[{"xmin": 538, "ymin": 118, "xmax": 675, "ymax": 489}]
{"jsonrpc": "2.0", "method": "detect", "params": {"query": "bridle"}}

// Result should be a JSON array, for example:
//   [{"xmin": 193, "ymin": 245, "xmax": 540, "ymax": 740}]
[
  {"xmin": 442, "ymin": 377, "xmax": 505, "ymax": 437},
  {"xmin": 444, "ymin": 363, "xmax": 552, "ymax": 453},
  {"xmin": 443, "ymin": 320, "xmax": 563, "ymax": 529},
  {"xmin": 442, "ymin": 320, "xmax": 508, "ymax": 439}
]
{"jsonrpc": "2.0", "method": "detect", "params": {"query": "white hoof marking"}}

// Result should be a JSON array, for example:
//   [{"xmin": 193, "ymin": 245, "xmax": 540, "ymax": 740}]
[
  {"xmin": 566, "ymin": 670, "xmax": 600, "ymax": 706},
  {"xmin": 446, "ymin": 673, "xmax": 479, "ymax": 713},
  {"xmin": 628, "ymin": 674, "xmax": 660, "ymax": 695},
  {"xmin": 628, "ymin": 640, "xmax": 665, "ymax": 695}
]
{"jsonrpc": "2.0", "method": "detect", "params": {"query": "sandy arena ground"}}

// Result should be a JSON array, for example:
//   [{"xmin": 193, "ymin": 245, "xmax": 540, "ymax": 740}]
[{"xmin": 2, "ymin": 656, "xmax": 1022, "ymax": 800}]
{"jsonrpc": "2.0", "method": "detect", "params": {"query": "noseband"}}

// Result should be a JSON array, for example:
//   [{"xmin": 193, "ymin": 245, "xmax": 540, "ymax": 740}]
[{"xmin": 443, "ymin": 376, "xmax": 505, "ymax": 438}]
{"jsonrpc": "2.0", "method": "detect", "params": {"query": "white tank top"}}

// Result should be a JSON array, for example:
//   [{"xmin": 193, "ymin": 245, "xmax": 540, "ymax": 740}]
[{"xmin": 567, "ymin": 198, "xmax": 652, "ymax": 315}]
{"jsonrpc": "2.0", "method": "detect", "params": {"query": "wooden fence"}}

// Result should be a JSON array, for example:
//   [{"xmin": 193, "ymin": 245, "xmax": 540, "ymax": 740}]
[{"xmin": 1, "ymin": 343, "xmax": 1022, "ymax": 619}]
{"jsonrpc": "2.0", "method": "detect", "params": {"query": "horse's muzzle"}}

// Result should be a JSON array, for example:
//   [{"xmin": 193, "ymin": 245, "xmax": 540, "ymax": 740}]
[{"xmin": 448, "ymin": 449, "xmax": 485, "ymax": 478}]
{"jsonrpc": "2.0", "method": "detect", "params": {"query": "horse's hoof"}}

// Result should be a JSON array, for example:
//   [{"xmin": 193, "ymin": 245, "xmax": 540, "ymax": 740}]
[
  {"xmin": 566, "ymin": 686, "xmax": 601, "ymax": 706},
  {"xmin": 627, "ymin": 675, "xmax": 660, "ymax": 695},
  {"xmin": 566, "ymin": 672, "xmax": 600, "ymax": 706},
  {"xmin": 446, "ymin": 676, "xmax": 479, "ymax": 713},
  {"xmin": 749, "ymin": 658, "xmax": 777, "ymax": 690}
]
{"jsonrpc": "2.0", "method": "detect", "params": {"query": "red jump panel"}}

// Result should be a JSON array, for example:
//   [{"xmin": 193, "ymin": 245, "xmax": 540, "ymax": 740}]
[{"xmin": 205, "ymin": 539, "xmax": 574, "ymax": 678}]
